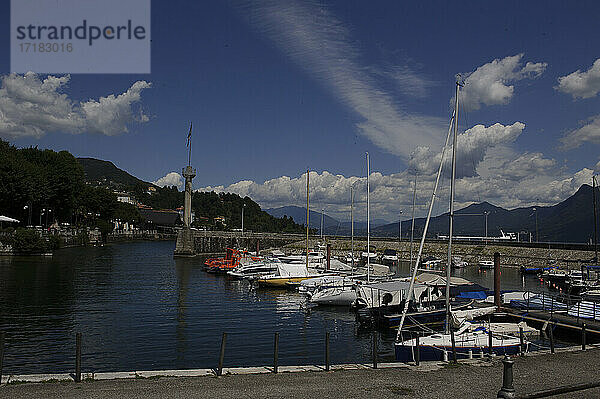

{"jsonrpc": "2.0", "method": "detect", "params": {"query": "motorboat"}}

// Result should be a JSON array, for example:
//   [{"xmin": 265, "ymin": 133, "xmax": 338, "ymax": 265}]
[
  {"xmin": 382, "ymin": 249, "xmax": 399, "ymax": 264},
  {"xmin": 451, "ymin": 256, "xmax": 468, "ymax": 269},
  {"xmin": 478, "ymin": 259, "xmax": 494, "ymax": 270},
  {"xmin": 256, "ymin": 262, "xmax": 327, "ymax": 287}
]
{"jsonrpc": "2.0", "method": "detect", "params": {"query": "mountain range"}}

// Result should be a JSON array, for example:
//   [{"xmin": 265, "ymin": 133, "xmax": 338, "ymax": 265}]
[{"xmin": 78, "ymin": 157, "xmax": 600, "ymax": 243}]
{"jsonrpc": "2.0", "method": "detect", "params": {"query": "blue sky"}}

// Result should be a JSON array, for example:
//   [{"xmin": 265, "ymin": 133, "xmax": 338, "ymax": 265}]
[{"xmin": 2, "ymin": 1, "xmax": 600, "ymax": 223}]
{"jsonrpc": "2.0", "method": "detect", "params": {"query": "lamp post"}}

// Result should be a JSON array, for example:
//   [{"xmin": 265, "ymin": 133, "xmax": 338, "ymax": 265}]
[
  {"xmin": 40, "ymin": 208, "xmax": 45, "ymax": 227},
  {"xmin": 398, "ymin": 210, "xmax": 403, "ymax": 247},
  {"xmin": 533, "ymin": 207, "xmax": 538, "ymax": 242},
  {"xmin": 241, "ymin": 203, "xmax": 246, "ymax": 237}
]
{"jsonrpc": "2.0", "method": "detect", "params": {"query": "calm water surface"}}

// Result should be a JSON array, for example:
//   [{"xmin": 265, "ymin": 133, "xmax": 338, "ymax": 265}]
[{"xmin": 0, "ymin": 241, "xmax": 546, "ymax": 374}]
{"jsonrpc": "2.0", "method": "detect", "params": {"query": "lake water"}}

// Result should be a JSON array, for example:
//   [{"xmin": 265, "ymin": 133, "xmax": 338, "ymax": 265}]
[{"xmin": 0, "ymin": 241, "xmax": 547, "ymax": 375}]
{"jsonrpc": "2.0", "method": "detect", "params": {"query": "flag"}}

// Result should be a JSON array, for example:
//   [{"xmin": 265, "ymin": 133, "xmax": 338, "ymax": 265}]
[{"xmin": 186, "ymin": 122, "xmax": 192, "ymax": 147}]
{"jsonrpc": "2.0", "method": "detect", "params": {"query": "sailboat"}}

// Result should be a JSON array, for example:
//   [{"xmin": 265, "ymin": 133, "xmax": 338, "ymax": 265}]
[{"xmin": 394, "ymin": 77, "xmax": 528, "ymax": 361}]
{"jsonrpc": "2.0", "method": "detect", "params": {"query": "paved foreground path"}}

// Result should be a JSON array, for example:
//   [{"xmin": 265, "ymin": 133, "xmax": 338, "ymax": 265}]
[{"xmin": 2, "ymin": 348, "xmax": 600, "ymax": 398}]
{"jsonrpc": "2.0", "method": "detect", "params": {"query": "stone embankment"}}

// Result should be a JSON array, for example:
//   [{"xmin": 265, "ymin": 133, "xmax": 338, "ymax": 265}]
[{"xmin": 285, "ymin": 237, "xmax": 596, "ymax": 269}]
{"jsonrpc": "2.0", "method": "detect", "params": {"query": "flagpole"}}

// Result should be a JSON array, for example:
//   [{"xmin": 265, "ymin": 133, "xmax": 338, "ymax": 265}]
[{"xmin": 187, "ymin": 122, "xmax": 192, "ymax": 167}]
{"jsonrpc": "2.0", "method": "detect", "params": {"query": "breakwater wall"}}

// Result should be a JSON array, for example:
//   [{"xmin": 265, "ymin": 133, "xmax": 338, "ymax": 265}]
[
  {"xmin": 285, "ymin": 237, "xmax": 597, "ymax": 268},
  {"xmin": 174, "ymin": 230, "xmax": 303, "ymax": 256}
]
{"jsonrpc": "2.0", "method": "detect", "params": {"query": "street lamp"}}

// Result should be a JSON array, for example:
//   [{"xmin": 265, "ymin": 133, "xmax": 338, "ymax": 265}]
[
  {"xmin": 241, "ymin": 203, "xmax": 246, "ymax": 236},
  {"xmin": 398, "ymin": 209, "xmax": 403, "ymax": 243},
  {"xmin": 533, "ymin": 207, "xmax": 538, "ymax": 242},
  {"xmin": 40, "ymin": 208, "xmax": 45, "ymax": 227}
]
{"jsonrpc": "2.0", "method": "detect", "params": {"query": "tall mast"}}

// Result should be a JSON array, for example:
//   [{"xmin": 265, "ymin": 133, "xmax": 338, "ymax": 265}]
[
  {"xmin": 409, "ymin": 172, "xmax": 418, "ymax": 265},
  {"xmin": 445, "ymin": 77, "xmax": 460, "ymax": 334},
  {"xmin": 396, "ymin": 109, "xmax": 455, "ymax": 339},
  {"xmin": 187, "ymin": 122, "xmax": 192, "ymax": 167},
  {"xmin": 306, "ymin": 169, "xmax": 310, "ymax": 271},
  {"xmin": 594, "ymin": 175, "xmax": 598, "ymax": 263},
  {"xmin": 366, "ymin": 152, "xmax": 371, "ymax": 283},
  {"xmin": 351, "ymin": 185, "xmax": 355, "ymax": 272}
]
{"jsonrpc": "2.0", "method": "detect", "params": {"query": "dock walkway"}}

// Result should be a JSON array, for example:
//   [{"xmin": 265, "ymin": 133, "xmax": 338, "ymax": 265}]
[{"xmin": 2, "ymin": 347, "xmax": 600, "ymax": 398}]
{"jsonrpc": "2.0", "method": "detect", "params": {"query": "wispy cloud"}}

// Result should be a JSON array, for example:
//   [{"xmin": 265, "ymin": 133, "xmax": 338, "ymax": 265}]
[
  {"xmin": 560, "ymin": 115, "xmax": 600, "ymax": 150},
  {"xmin": 233, "ymin": 0, "xmax": 445, "ymax": 159}
]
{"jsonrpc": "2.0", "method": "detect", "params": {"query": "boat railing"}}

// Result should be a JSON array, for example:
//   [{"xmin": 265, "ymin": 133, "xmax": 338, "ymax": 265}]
[{"xmin": 515, "ymin": 289, "xmax": 600, "ymax": 321}]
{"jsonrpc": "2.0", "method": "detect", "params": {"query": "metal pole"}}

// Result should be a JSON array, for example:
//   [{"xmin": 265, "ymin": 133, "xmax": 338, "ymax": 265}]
[
  {"xmin": 320, "ymin": 208, "xmax": 324, "ymax": 239},
  {"xmin": 450, "ymin": 328, "xmax": 457, "ymax": 363},
  {"xmin": 0, "ymin": 332, "xmax": 4, "ymax": 385},
  {"xmin": 372, "ymin": 332, "xmax": 378, "ymax": 369},
  {"xmin": 409, "ymin": 173, "xmax": 417, "ymax": 266},
  {"xmin": 367, "ymin": 152, "xmax": 371, "ymax": 283},
  {"xmin": 273, "ymin": 332, "xmax": 279, "ymax": 373},
  {"xmin": 351, "ymin": 186, "xmax": 354, "ymax": 271},
  {"xmin": 497, "ymin": 356, "xmax": 515, "ymax": 399},
  {"xmin": 548, "ymin": 325, "xmax": 555, "ymax": 354},
  {"xmin": 593, "ymin": 176, "xmax": 598, "ymax": 263},
  {"xmin": 325, "ymin": 332, "xmax": 330, "ymax": 371},
  {"xmin": 326, "ymin": 243, "xmax": 331, "ymax": 271},
  {"xmin": 446, "ymin": 78, "xmax": 460, "ymax": 334},
  {"xmin": 75, "ymin": 332, "xmax": 82, "ymax": 382},
  {"xmin": 494, "ymin": 252, "xmax": 501, "ymax": 308},
  {"xmin": 241, "ymin": 204, "xmax": 245, "ymax": 237},
  {"xmin": 217, "ymin": 332, "xmax": 227, "ymax": 376},
  {"xmin": 415, "ymin": 333, "xmax": 420, "ymax": 366},
  {"xmin": 582, "ymin": 323, "xmax": 587, "ymax": 351},
  {"xmin": 519, "ymin": 327, "xmax": 525, "ymax": 356},
  {"xmin": 306, "ymin": 170, "xmax": 310, "ymax": 272},
  {"xmin": 488, "ymin": 327, "xmax": 493, "ymax": 358}
]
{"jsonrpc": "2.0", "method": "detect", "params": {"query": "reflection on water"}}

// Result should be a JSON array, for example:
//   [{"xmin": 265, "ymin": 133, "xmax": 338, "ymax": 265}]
[{"xmin": 0, "ymin": 242, "xmax": 549, "ymax": 375}]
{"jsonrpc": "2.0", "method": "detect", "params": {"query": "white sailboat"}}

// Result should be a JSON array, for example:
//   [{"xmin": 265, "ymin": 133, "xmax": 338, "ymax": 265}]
[{"xmin": 394, "ymin": 77, "xmax": 530, "ymax": 361}]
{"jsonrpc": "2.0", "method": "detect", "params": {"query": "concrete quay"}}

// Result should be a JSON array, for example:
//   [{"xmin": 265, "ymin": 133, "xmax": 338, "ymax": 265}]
[{"xmin": 2, "ymin": 346, "xmax": 600, "ymax": 398}]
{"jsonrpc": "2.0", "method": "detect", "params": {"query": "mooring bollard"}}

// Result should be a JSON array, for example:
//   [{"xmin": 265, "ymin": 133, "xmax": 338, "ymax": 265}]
[
  {"xmin": 325, "ymin": 332, "xmax": 330, "ymax": 371},
  {"xmin": 217, "ymin": 332, "xmax": 227, "ymax": 376},
  {"xmin": 519, "ymin": 327, "xmax": 525, "ymax": 356},
  {"xmin": 415, "ymin": 334, "xmax": 420, "ymax": 366},
  {"xmin": 450, "ymin": 329, "xmax": 457, "ymax": 363},
  {"xmin": 372, "ymin": 332, "xmax": 378, "ymax": 369},
  {"xmin": 548, "ymin": 325, "xmax": 555, "ymax": 354},
  {"xmin": 582, "ymin": 323, "xmax": 587, "ymax": 351},
  {"xmin": 488, "ymin": 328, "xmax": 493, "ymax": 359},
  {"xmin": 497, "ymin": 356, "xmax": 515, "ymax": 399},
  {"xmin": 75, "ymin": 332, "xmax": 82, "ymax": 382},
  {"xmin": 273, "ymin": 332, "xmax": 279, "ymax": 373},
  {"xmin": 0, "ymin": 331, "xmax": 5, "ymax": 385}
]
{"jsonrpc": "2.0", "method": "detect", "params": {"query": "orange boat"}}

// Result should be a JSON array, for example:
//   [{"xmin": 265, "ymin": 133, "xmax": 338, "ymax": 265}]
[{"xmin": 204, "ymin": 248, "xmax": 260, "ymax": 273}]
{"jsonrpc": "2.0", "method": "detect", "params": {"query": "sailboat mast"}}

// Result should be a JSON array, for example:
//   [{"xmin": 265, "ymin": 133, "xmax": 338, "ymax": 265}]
[
  {"xmin": 594, "ymin": 175, "xmax": 598, "ymax": 263},
  {"xmin": 306, "ymin": 169, "xmax": 310, "ymax": 271},
  {"xmin": 445, "ymin": 78, "xmax": 460, "ymax": 334},
  {"xmin": 351, "ymin": 185, "xmax": 355, "ymax": 271},
  {"xmin": 395, "ymin": 110, "xmax": 455, "ymax": 339},
  {"xmin": 409, "ymin": 172, "xmax": 418, "ymax": 265},
  {"xmin": 366, "ymin": 152, "xmax": 371, "ymax": 282}
]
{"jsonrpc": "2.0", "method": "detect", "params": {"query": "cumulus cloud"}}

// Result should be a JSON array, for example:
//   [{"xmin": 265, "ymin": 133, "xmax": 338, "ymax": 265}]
[
  {"xmin": 556, "ymin": 58, "xmax": 600, "ymax": 99},
  {"xmin": 0, "ymin": 72, "xmax": 151, "ymax": 139},
  {"xmin": 409, "ymin": 122, "xmax": 525, "ymax": 178},
  {"xmin": 560, "ymin": 115, "xmax": 600, "ymax": 149},
  {"xmin": 234, "ymin": 0, "xmax": 446, "ymax": 159},
  {"xmin": 153, "ymin": 172, "xmax": 184, "ymax": 189},
  {"xmin": 458, "ymin": 54, "xmax": 547, "ymax": 110}
]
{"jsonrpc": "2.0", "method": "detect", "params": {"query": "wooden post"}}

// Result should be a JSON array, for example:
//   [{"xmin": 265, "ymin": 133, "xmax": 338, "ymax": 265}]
[
  {"xmin": 217, "ymin": 332, "xmax": 227, "ymax": 376},
  {"xmin": 450, "ymin": 329, "xmax": 457, "ymax": 363},
  {"xmin": 0, "ymin": 332, "xmax": 4, "ymax": 385},
  {"xmin": 372, "ymin": 332, "xmax": 378, "ymax": 369},
  {"xmin": 75, "ymin": 332, "xmax": 82, "ymax": 382},
  {"xmin": 325, "ymin": 332, "xmax": 330, "ymax": 371},
  {"xmin": 273, "ymin": 332, "xmax": 279, "ymax": 373},
  {"xmin": 494, "ymin": 252, "xmax": 501, "ymax": 308},
  {"xmin": 582, "ymin": 323, "xmax": 587, "ymax": 351},
  {"xmin": 548, "ymin": 325, "xmax": 555, "ymax": 354},
  {"xmin": 415, "ymin": 333, "xmax": 420, "ymax": 366},
  {"xmin": 326, "ymin": 244, "xmax": 331, "ymax": 271}
]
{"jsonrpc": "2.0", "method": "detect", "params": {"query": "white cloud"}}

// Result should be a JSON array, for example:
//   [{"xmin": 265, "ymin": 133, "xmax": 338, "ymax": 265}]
[
  {"xmin": 560, "ymin": 115, "xmax": 600, "ymax": 149},
  {"xmin": 409, "ymin": 122, "xmax": 525, "ymax": 178},
  {"xmin": 197, "ymin": 148, "xmax": 592, "ymax": 224},
  {"xmin": 153, "ymin": 172, "xmax": 184, "ymax": 189},
  {"xmin": 0, "ymin": 72, "xmax": 151, "ymax": 139},
  {"xmin": 234, "ymin": 0, "xmax": 446, "ymax": 159},
  {"xmin": 458, "ymin": 54, "xmax": 547, "ymax": 110},
  {"xmin": 556, "ymin": 58, "xmax": 600, "ymax": 99}
]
